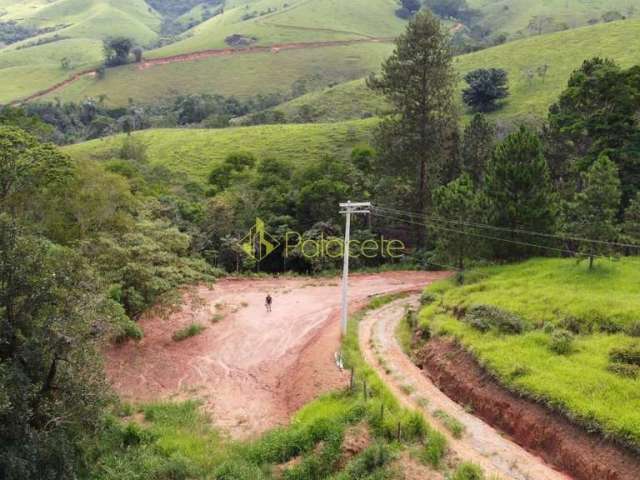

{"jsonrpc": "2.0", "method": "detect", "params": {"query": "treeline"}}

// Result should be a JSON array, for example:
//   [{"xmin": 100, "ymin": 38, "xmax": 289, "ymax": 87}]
[
  {"xmin": 1, "ymin": 93, "xmax": 285, "ymax": 144},
  {"xmin": 368, "ymin": 12, "xmax": 640, "ymax": 270}
]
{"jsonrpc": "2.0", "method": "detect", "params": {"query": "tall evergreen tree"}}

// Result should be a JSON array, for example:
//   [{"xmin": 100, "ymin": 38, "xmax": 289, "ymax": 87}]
[
  {"xmin": 565, "ymin": 154, "xmax": 621, "ymax": 269},
  {"xmin": 461, "ymin": 113, "xmax": 495, "ymax": 183},
  {"xmin": 368, "ymin": 11, "xmax": 458, "ymax": 247},
  {"xmin": 484, "ymin": 126, "xmax": 556, "ymax": 259},
  {"xmin": 432, "ymin": 174, "xmax": 483, "ymax": 269}
]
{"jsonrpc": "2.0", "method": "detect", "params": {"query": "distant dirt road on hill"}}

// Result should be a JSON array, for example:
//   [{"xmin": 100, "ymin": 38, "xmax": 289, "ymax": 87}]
[
  {"xmin": 105, "ymin": 271, "xmax": 447, "ymax": 438},
  {"xmin": 9, "ymin": 37, "xmax": 394, "ymax": 106}
]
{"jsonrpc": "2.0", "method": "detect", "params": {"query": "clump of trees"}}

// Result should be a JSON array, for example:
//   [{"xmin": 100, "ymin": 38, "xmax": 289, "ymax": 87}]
[
  {"xmin": 103, "ymin": 37, "xmax": 141, "ymax": 67},
  {"xmin": 462, "ymin": 68, "xmax": 509, "ymax": 112},
  {"xmin": 395, "ymin": 0, "xmax": 422, "ymax": 19}
]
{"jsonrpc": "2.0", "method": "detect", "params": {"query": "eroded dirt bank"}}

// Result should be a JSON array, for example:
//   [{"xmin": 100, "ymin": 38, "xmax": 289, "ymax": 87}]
[
  {"xmin": 416, "ymin": 338, "xmax": 640, "ymax": 480},
  {"xmin": 105, "ymin": 271, "xmax": 447, "ymax": 438}
]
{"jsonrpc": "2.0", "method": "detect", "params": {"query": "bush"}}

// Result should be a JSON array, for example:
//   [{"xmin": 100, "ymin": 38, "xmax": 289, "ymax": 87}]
[
  {"xmin": 420, "ymin": 291, "xmax": 438, "ymax": 305},
  {"xmin": 549, "ymin": 329, "xmax": 574, "ymax": 355},
  {"xmin": 609, "ymin": 343, "xmax": 640, "ymax": 366},
  {"xmin": 625, "ymin": 321, "xmax": 640, "ymax": 337},
  {"xmin": 452, "ymin": 462, "xmax": 485, "ymax": 480},
  {"xmin": 172, "ymin": 323, "xmax": 206, "ymax": 341},
  {"xmin": 607, "ymin": 363, "xmax": 640, "ymax": 379},
  {"xmin": 464, "ymin": 305, "xmax": 526, "ymax": 334}
]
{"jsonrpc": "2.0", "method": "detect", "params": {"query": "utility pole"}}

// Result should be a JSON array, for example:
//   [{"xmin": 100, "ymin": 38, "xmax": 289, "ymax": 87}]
[{"xmin": 339, "ymin": 201, "xmax": 371, "ymax": 336}]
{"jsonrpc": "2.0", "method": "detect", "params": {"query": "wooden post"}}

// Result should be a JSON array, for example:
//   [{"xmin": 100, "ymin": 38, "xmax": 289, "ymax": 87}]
[
  {"xmin": 349, "ymin": 368, "xmax": 354, "ymax": 391},
  {"xmin": 363, "ymin": 380, "xmax": 368, "ymax": 401},
  {"xmin": 380, "ymin": 403, "xmax": 384, "ymax": 423},
  {"xmin": 397, "ymin": 422, "xmax": 401, "ymax": 442}
]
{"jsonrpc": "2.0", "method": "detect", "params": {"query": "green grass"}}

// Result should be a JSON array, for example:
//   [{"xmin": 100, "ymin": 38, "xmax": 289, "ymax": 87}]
[
  {"xmin": 249, "ymin": 18, "xmax": 640, "ymax": 123},
  {"xmin": 0, "ymin": 0, "xmax": 161, "ymax": 103},
  {"xmin": 420, "ymin": 257, "xmax": 640, "ymax": 448},
  {"xmin": 63, "ymin": 118, "xmax": 377, "ymax": 181},
  {"xmin": 42, "ymin": 41, "xmax": 395, "ymax": 107},
  {"xmin": 468, "ymin": 0, "xmax": 638, "ymax": 37},
  {"xmin": 172, "ymin": 322, "xmax": 206, "ymax": 341}
]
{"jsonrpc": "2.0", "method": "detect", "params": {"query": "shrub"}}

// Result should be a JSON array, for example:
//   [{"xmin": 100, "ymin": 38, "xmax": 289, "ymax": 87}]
[
  {"xmin": 549, "ymin": 329, "xmax": 574, "ymax": 355},
  {"xmin": 609, "ymin": 343, "xmax": 640, "ymax": 366},
  {"xmin": 464, "ymin": 305, "xmax": 526, "ymax": 334},
  {"xmin": 420, "ymin": 291, "xmax": 438, "ymax": 305},
  {"xmin": 343, "ymin": 443, "xmax": 392, "ymax": 478},
  {"xmin": 172, "ymin": 323, "xmax": 206, "ymax": 341},
  {"xmin": 607, "ymin": 363, "xmax": 640, "ymax": 379},
  {"xmin": 625, "ymin": 321, "xmax": 640, "ymax": 337},
  {"xmin": 453, "ymin": 462, "xmax": 485, "ymax": 480}
]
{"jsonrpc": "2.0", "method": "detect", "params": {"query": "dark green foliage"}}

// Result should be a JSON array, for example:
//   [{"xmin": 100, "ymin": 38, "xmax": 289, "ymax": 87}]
[
  {"xmin": 463, "ymin": 68, "xmax": 510, "ymax": 112},
  {"xmin": 460, "ymin": 114, "xmax": 495, "ymax": 183},
  {"xmin": 622, "ymin": 192, "xmax": 640, "ymax": 245},
  {"xmin": 549, "ymin": 329, "xmax": 574, "ymax": 355},
  {"xmin": 420, "ymin": 291, "xmax": 438, "ymax": 305},
  {"xmin": 607, "ymin": 363, "xmax": 640, "ymax": 379},
  {"xmin": 563, "ymin": 154, "xmax": 621, "ymax": 268},
  {"xmin": 368, "ymin": 11, "xmax": 458, "ymax": 247},
  {"xmin": 0, "ymin": 218, "xmax": 112, "ymax": 479},
  {"xmin": 208, "ymin": 152, "xmax": 257, "ymax": 192},
  {"xmin": 547, "ymin": 58, "xmax": 640, "ymax": 209},
  {"xmin": 464, "ymin": 305, "xmax": 526, "ymax": 334},
  {"xmin": 432, "ymin": 174, "xmax": 484, "ymax": 269},
  {"xmin": 483, "ymin": 127, "xmax": 557, "ymax": 259},
  {"xmin": 104, "ymin": 37, "xmax": 135, "ymax": 67}
]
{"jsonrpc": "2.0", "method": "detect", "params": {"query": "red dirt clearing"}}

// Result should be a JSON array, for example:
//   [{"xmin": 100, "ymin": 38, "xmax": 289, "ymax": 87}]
[{"xmin": 105, "ymin": 271, "xmax": 446, "ymax": 438}]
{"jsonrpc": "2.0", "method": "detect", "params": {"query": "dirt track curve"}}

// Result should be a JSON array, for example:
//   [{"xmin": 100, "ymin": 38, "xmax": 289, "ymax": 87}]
[
  {"xmin": 360, "ymin": 296, "xmax": 570, "ymax": 480},
  {"xmin": 106, "ymin": 272, "xmax": 445, "ymax": 439},
  {"xmin": 8, "ymin": 37, "xmax": 393, "ymax": 106}
]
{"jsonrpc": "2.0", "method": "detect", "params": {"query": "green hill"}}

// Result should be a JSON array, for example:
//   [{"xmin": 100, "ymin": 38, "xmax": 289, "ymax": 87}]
[
  {"xmin": 0, "ymin": 0, "xmax": 161, "ymax": 104},
  {"xmin": 248, "ymin": 18, "xmax": 640, "ymax": 123},
  {"xmin": 63, "ymin": 118, "xmax": 376, "ymax": 181},
  {"xmin": 420, "ymin": 257, "xmax": 640, "ymax": 448},
  {"xmin": 469, "ymin": 0, "xmax": 638, "ymax": 38}
]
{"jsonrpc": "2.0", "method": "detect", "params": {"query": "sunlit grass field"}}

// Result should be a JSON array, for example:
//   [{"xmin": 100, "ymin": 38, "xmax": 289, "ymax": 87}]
[
  {"xmin": 64, "ymin": 118, "xmax": 377, "ymax": 181},
  {"xmin": 420, "ymin": 257, "xmax": 640, "ymax": 448}
]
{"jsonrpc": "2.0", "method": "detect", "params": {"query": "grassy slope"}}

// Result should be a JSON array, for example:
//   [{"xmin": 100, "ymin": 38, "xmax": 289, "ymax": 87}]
[
  {"xmin": 149, "ymin": 0, "xmax": 405, "ymax": 57},
  {"xmin": 64, "ymin": 118, "xmax": 377, "ymax": 181},
  {"xmin": 44, "ymin": 41, "xmax": 395, "ymax": 106},
  {"xmin": 468, "ymin": 0, "xmax": 639, "ymax": 36},
  {"xmin": 0, "ymin": 0, "xmax": 161, "ymax": 104},
  {"xmin": 421, "ymin": 258, "xmax": 640, "ymax": 447},
  {"xmin": 263, "ymin": 18, "xmax": 640, "ymax": 122}
]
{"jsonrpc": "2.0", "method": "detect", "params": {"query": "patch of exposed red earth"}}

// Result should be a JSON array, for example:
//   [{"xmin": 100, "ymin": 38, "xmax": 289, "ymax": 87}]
[
  {"xmin": 106, "ymin": 271, "xmax": 447, "ymax": 438},
  {"xmin": 417, "ymin": 338, "xmax": 640, "ymax": 480}
]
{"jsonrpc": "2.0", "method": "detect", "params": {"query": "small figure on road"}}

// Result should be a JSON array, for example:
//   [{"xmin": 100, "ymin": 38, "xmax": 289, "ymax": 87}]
[{"xmin": 265, "ymin": 294, "xmax": 273, "ymax": 312}]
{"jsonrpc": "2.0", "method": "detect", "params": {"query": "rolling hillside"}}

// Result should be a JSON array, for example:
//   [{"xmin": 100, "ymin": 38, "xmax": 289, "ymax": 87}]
[
  {"xmin": 63, "ymin": 118, "xmax": 376, "ymax": 181},
  {"xmin": 247, "ymin": 18, "xmax": 640, "ymax": 123},
  {"xmin": 0, "ymin": 0, "xmax": 161, "ymax": 103}
]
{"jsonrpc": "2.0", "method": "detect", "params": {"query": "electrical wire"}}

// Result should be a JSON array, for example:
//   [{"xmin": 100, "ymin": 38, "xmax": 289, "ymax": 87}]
[
  {"xmin": 373, "ymin": 204, "xmax": 640, "ymax": 251},
  {"xmin": 370, "ymin": 210, "xmax": 615, "ymax": 260}
]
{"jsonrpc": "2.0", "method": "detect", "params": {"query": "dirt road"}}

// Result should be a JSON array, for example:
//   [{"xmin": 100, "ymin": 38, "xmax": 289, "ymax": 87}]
[
  {"xmin": 359, "ymin": 296, "xmax": 570, "ymax": 480},
  {"xmin": 105, "ymin": 271, "xmax": 446, "ymax": 438}
]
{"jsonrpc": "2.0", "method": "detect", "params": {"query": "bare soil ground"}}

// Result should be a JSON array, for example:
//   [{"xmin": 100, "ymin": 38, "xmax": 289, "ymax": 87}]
[
  {"xmin": 360, "ymin": 296, "xmax": 570, "ymax": 480},
  {"xmin": 105, "ymin": 271, "xmax": 444, "ymax": 438}
]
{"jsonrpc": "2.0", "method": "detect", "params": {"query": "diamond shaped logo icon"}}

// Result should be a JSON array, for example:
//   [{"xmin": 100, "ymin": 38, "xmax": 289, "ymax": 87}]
[{"xmin": 240, "ymin": 218, "xmax": 280, "ymax": 261}]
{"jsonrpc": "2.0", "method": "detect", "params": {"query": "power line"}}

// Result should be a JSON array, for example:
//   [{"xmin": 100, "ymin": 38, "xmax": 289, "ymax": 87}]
[
  {"xmin": 370, "ymin": 210, "xmax": 615, "ymax": 260},
  {"xmin": 373, "ymin": 205, "xmax": 639, "ymax": 251}
]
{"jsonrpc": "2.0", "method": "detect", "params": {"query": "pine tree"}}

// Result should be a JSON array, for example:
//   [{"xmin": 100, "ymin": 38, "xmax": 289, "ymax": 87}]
[
  {"xmin": 368, "ymin": 11, "xmax": 458, "ymax": 248},
  {"xmin": 432, "ymin": 174, "xmax": 483, "ymax": 269},
  {"xmin": 565, "ymin": 154, "xmax": 621, "ymax": 268},
  {"xmin": 461, "ymin": 114, "xmax": 495, "ymax": 183},
  {"xmin": 484, "ymin": 126, "xmax": 557, "ymax": 259},
  {"xmin": 622, "ymin": 192, "xmax": 640, "ymax": 246}
]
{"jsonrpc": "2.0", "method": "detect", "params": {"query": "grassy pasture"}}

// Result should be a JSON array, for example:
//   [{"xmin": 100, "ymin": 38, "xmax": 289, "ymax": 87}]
[
  {"xmin": 420, "ymin": 257, "xmax": 640, "ymax": 448},
  {"xmin": 63, "ymin": 118, "xmax": 377, "ymax": 181}
]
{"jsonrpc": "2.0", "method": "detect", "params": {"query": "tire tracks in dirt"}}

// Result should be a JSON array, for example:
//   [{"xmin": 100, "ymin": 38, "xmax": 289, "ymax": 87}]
[{"xmin": 359, "ymin": 296, "xmax": 569, "ymax": 480}]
